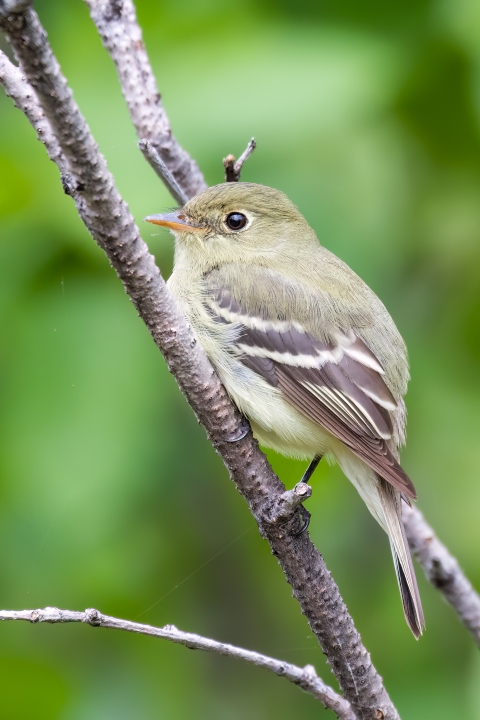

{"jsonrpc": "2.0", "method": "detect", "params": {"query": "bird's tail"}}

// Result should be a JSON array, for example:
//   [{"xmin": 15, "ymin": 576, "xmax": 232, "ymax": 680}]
[
  {"xmin": 378, "ymin": 478, "xmax": 425, "ymax": 639},
  {"xmin": 332, "ymin": 445, "xmax": 425, "ymax": 637}
]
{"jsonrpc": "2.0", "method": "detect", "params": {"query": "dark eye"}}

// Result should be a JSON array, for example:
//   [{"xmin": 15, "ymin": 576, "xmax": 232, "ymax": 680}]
[{"xmin": 226, "ymin": 212, "xmax": 247, "ymax": 231}]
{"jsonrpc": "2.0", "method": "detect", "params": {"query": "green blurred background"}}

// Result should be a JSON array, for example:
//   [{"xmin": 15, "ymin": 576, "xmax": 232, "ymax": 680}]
[{"xmin": 1, "ymin": 0, "xmax": 480, "ymax": 717}]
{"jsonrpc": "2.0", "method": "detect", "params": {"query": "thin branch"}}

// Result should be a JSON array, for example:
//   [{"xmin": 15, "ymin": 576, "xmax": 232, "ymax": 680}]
[
  {"xmin": 0, "ymin": 607, "xmax": 356, "ymax": 720},
  {"xmin": 0, "ymin": 49, "xmax": 65, "ymax": 170},
  {"xmin": 403, "ymin": 504, "xmax": 480, "ymax": 648},
  {"xmin": 0, "ymin": 14, "xmax": 399, "ymax": 717},
  {"xmin": 84, "ymin": 0, "xmax": 207, "ymax": 200},
  {"xmin": 224, "ymin": 138, "xmax": 257, "ymax": 182},
  {"xmin": 138, "ymin": 138, "xmax": 189, "ymax": 206}
]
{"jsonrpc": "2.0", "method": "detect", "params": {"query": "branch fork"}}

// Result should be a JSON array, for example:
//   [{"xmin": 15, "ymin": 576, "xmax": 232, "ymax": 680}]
[{"xmin": 223, "ymin": 138, "xmax": 257, "ymax": 182}]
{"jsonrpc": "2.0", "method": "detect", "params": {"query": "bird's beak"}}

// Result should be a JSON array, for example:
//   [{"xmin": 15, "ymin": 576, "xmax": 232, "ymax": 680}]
[{"xmin": 144, "ymin": 211, "xmax": 202, "ymax": 233}]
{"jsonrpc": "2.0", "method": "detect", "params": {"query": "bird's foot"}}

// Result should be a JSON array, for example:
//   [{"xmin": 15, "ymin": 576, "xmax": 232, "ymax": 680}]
[
  {"xmin": 293, "ymin": 506, "xmax": 311, "ymax": 536},
  {"xmin": 224, "ymin": 416, "xmax": 250, "ymax": 442}
]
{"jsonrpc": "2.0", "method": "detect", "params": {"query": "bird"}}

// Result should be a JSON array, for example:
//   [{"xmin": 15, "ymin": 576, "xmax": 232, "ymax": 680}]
[{"xmin": 145, "ymin": 182, "xmax": 425, "ymax": 639}]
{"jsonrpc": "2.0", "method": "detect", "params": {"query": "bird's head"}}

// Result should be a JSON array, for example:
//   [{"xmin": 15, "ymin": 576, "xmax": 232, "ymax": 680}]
[{"xmin": 145, "ymin": 182, "xmax": 318, "ymax": 269}]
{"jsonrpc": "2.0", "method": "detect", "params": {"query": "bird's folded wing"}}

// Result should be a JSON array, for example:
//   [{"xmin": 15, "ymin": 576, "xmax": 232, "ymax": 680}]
[{"xmin": 205, "ymin": 282, "xmax": 416, "ymax": 500}]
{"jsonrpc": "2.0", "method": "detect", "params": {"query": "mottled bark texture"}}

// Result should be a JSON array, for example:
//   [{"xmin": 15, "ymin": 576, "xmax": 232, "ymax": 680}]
[
  {"xmin": 0, "ymin": 607, "xmax": 356, "ymax": 720},
  {"xmin": 84, "ymin": 0, "xmax": 207, "ymax": 200},
  {"xmin": 0, "ymin": 50, "xmax": 64, "ymax": 167},
  {"xmin": 0, "ymin": 7, "xmax": 399, "ymax": 718},
  {"xmin": 0, "ymin": 0, "xmax": 31, "ymax": 16},
  {"xmin": 403, "ymin": 504, "xmax": 480, "ymax": 648}
]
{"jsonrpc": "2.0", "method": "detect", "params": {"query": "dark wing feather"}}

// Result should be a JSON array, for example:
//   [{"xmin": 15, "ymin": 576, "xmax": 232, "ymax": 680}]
[
  {"xmin": 206, "ymin": 285, "xmax": 416, "ymax": 500},
  {"xmin": 276, "ymin": 365, "xmax": 415, "ymax": 498}
]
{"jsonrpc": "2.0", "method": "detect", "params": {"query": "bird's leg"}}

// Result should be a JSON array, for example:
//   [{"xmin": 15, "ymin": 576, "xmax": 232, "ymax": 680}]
[
  {"xmin": 300, "ymin": 454, "xmax": 322, "ymax": 484},
  {"xmin": 294, "ymin": 455, "xmax": 322, "ymax": 536}
]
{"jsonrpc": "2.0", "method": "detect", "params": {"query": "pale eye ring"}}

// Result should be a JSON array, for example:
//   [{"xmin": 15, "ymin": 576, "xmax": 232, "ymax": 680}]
[{"xmin": 225, "ymin": 212, "xmax": 247, "ymax": 231}]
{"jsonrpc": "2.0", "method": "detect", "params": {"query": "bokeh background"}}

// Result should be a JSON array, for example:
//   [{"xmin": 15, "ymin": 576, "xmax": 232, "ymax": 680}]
[{"xmin": 1, "ymin": 0, "xmax": 480, "ymax": 717}]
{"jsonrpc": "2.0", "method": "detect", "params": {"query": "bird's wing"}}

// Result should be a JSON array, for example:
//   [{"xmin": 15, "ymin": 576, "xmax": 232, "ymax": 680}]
[{"xmin": 205, "ymin": 281, "xmax": 416, "ymax": 499}]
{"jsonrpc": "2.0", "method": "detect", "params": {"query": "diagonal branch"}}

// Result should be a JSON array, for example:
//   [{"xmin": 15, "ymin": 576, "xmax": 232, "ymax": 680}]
[
  {"xmin": 0, "ymin": 11, "xmax": 399, "ymax": 718},
  {"xmin": 138, "ymin": 138, "xmax": 189, "ymax": 206},
  {"xmin": 83, "ymin": 0, "xmax": 207, "ymax": 200},
  {"xmin": 0, "ymin": 606, "xmax": 356, "ymax": 720},
  {"xmin": 403, "ymin": 504, "xmax": 480, "ymax": 648}
]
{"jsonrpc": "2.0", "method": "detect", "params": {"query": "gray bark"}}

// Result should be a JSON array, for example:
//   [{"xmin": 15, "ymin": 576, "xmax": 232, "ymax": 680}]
[
  {"xmin": 403, "ymin": 504, "xmax": 480, "ymax": 648},
  {"xmin": 84, "ymin": 0, "xmax": 207, "ymax": 200}
]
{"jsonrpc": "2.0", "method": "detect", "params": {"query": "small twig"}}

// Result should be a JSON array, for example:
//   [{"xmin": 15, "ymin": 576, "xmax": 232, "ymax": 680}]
[
  {"xmin": 224, "ymin": 138, "xmax": 256, "ymax": 182},
  {"xmin": 403, "ymin": 504, "xmax": 480, "ymax": 648},
  {"xmin": 0, "ymin": 606, "xmax": 356, "ymax": 720},
  {"xmin": 138, "ymin": 138, "xmax": 189, "ymax": 206}
]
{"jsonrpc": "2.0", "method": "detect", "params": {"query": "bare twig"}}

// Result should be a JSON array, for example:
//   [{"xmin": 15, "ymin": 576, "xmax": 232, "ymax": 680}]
[
  {"xmin": 138, "ymin": 138, "xmax": 189, "ymax": 206},
  {"xmin": 0, "ymin": 606, "xmax": 356, "ymax": 720},
  {"xmin": 0, "ymin": 14, "xmax": 399, "ymax": 718},
  {"xmin": 403, "ymin": 504, "xmax": 480, "ymax": 648},
  {"xmin": 83, "ymin": 0, "xmax": 207, "ymax": 201},
  {"xmin": 224, "ymin": 138, "xmax": 257, "ymax": 182}
]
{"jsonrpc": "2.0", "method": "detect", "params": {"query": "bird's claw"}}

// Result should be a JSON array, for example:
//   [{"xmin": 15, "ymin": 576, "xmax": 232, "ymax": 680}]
[
  {"xmin": 224, "ymin": 416, "xmax": 250, "ymax": 442},
  {"xmin": 293, "ymin": 506, "xmax": 311, "ymax": 537}
]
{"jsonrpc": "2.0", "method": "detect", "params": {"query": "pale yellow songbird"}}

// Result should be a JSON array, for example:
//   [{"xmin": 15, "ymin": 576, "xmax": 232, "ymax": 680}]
[{"xmin": 146, "ymin": 182, "xmax": 425, "ymax": 639}]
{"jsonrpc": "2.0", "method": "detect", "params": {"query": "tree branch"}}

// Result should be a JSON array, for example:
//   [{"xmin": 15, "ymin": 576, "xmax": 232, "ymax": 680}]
[
  {"xmin": 138, "ymin": 138, "xmax": 189, "ymax": 206},
  {"xmin": 0, "ymin": 606, "xmax": 356, "ymax": 720},
  {"xmin": 403, "ymin": 504, "xmax": 480, "ymax": 648},
  {"xmin": 0, "ymin": 0, "xmax": 32, "ymax": 18},
  {"xmin": 0, "ymin": 48, "xmax": 65, "ymax": 169},
  {"xmin": 223, "ymin": 138, "xmax": 257, "ymax": 182},
  {"xmin": 83, "ymin": 0, "xmax": 207, "ymax": 200},
  {"xmin": 0, "ymin": 10, "xmax": 398, "ymax": 715}
]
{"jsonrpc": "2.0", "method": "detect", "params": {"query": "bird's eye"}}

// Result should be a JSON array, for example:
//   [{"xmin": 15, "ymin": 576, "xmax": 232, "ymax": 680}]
[{"xmin": 225, "ymin": 212, "xmax": 247, "ymax": 231}]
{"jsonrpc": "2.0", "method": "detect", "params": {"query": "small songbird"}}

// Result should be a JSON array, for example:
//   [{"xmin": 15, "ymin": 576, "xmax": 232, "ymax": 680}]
[{"xmin": 145, "ymin": 182, "xmax": 425, "ymax": 638}]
